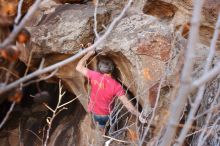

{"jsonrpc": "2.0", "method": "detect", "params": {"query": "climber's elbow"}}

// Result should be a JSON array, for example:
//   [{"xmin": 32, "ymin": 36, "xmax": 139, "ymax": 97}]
[
  {"xmin": 76, "ymin": 64, "xmax": 81, "ymax": 72},
  {"xmin": 76, "ymin": 64, "xmax": 88, "ymax": 76}
]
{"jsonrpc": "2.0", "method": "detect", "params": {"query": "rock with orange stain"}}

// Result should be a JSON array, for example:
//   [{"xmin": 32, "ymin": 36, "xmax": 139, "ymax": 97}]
[
  {"xmin": 136, "ymin": 35, "xmax": 171, "ymax": 62},
  {"xmin": 182, "ymin": 23, "xmax": 190, "ymax": 38}
]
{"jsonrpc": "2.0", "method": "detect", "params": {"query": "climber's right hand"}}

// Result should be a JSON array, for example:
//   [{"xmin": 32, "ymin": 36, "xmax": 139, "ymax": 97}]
[
  {"xmin": 138, "ymin": 112, "xmax": 148, "ymax": 124},
  {"xmin": 87, "ymin": 50, "xmax": 95, "ymax": 56}
]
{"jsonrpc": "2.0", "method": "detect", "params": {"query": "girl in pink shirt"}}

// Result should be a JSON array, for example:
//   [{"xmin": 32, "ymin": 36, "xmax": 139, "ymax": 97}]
[{"xmin": 76, "ymin": 50, "xmax": 144, "ymax": 129}]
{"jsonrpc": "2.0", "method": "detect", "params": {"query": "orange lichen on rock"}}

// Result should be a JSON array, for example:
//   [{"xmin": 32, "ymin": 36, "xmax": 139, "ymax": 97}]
[
  {"xmin": 143, "ymin": 68, "xmax": 152, "ymax": 80},
  {"xmin": 137, "ymin": 36, "xmax": 171, "ymax": 62}
]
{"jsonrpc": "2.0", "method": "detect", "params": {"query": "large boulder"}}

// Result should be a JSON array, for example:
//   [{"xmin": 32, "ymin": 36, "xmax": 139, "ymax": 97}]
[{"xmin": 97, "ymin": 14, "xmax": 174, "ymax": 105}]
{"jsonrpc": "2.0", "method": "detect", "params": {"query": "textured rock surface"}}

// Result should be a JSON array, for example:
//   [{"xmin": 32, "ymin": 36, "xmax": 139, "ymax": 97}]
[{"xmin": 27, "ymin": 3, "xmax": 110, "ymax": 55}]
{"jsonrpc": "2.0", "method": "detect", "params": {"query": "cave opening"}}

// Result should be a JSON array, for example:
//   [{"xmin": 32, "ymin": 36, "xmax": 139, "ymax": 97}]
[
  {"xmin": 94, "ymin": 53, "xmax": 141, "ymax": 109},
  {"xmin": 93, "ymin": 52, "xmax": 142, "ymax": 136}
]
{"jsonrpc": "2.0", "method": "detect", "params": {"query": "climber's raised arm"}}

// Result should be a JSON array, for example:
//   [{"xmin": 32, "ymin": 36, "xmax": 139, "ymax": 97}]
[{"xmin": 76, "ymin": 51, "xmax": 94, "ymax": 76}]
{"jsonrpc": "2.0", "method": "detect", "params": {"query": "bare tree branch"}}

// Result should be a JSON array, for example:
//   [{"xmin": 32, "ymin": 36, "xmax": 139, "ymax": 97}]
[
  {"xmin": 198, "ymin": 85, "xmax": 220, "ymax": 146},
  {"xmin": 195, "ymin": 101, "xmax": 220, "ymax": 120},
  {"xmin": 103, "ymin": 135, "xmax": 130, "ymax": 144},
  {"xmin": 192, "ymin": 63, "xmax": 220, "ymax": 88},
  {"xmin": 186, "ymin": 125, "xmax": 214, "ymax": 138},
  {"xmin": 43, "ymin": 103, "xmax": 55, "ymax": 113},
  {"xmin": 43, "ymin": 81, "xmax": 78, "ymax": 146},
  {"xmin": 93, "ymin": 0, "xmax": 100, "ymax": 39},
  {"xmin": 0, "ymin": 67, "xmax": 19, "ymax": 78},
  {"xmin": 139, "ymin": 78, "xmax": 164, "ymax": 145},
  {"xmin": 0, "ymin": 0, "xmax": 133, "ymax": 95},
  {"xmin": 58, "ymin": 94, "xmax": 80, "ymax": 109},
  {"xmin": 24, "ymin": 49, "xmax": 34, "ymax": 76},
  {"xmin": 159, "ymin": 0, "xmax": 205, "ymax": 145},
  {"xmin": 0, "ymin": 102, "xmax": 16, "ymax": 129},
  {"xmin": 199, "ymin": 116, "xmax": 220, "ymax": 144},
  {"xmin": 23, "ymin": 68, "xmax": 58, "ymax": 87},
  {"xmin": 15, "ymin": 0, "xmax": 24, "ymax": 24},
  {"xmin": 25, "ymin": 129, "xmax": 43, "ymax": 143},
  {"xmin": 176, "ymin": 12, "xmax": 220, "ymax": 146}
]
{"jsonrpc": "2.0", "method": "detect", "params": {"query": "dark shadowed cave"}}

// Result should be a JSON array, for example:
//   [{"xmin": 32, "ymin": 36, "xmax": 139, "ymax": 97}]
[{"xmin": 0, "ymin": 78, "xmax": 86, "ymax": 146}]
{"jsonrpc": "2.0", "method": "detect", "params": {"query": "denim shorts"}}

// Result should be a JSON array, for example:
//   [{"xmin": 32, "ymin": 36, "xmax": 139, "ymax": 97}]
[{"xmin": 92, "ymin": 114, "xmax": 109, "ymax": 128}]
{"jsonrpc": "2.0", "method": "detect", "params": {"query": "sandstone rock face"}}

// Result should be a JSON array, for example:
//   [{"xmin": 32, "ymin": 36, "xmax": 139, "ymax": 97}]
[{"xmin": 27, "ymin": 3, "xmax": 110, "ymax": 55}]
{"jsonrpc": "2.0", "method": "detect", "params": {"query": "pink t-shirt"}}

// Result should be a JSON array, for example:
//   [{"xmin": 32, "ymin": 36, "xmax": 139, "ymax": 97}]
[{"xmin": 86, "ymin": 70, "xmax": 125, "ymax": 115}]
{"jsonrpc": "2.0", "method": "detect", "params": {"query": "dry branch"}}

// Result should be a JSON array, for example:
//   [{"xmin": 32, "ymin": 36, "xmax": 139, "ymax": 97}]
[
  {"xmin": 192, "ymin": 63, "xmax": 220, "ymax": 88},
  {"xmin": 198, "ymin": 85, "xmax": 220, "ymax": 146},
  {"xmin": 43, "ymin": 81, "xmax": 79, "ymax": 146},
  {"xmin": 139, "ymin": 78, "xmax": 164, "ymax": 145},
  {"xmin": 0, "ymin": 102, "xmax": 15, "ymax": 129},
  {"xmin": 159, "ymin": 0, "xmax": 205, "ymax": 145},
  {"xmin": 176, "ymin": 12, "xmax": 220, "ymax": 146},
  {"xmin": 93, "ymin": 0, "xmax": 100, "ymax": 39},
  {"xmin": 15, "ymin": 0, "xmax": 24, "ymax": 24}
]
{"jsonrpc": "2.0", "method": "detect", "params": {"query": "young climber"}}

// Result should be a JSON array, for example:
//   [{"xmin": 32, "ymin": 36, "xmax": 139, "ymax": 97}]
[{"xmin": 76, "ymin": 49, "xmax": 144, "ymax": 129}]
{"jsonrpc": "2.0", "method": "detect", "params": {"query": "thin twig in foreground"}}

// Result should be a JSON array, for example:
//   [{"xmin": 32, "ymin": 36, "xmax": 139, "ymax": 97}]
[
  {"xmin": 26, "ymin": 129, "xmax": 43, "ymax": 142},
  {"xmin": 0, "ymin": 102, "xmax": 16, "ymax": 129},
  {"xmin": 159, "ymin": 0, "xmax": 205, "ymax": 145},
  {"xmin": 43, "ymin": 81, "xmax": 64, "ymax": 146},
  {"xmin": 139, "ymin": 78, "xmax": 164, "ymax": 145},
  {"xmin": 93, "ymin": 0, "xmax": 100, "ymax": 39},
  {"xmin": 15, "ymin": 0, "xmax": 24, "ymax": 24},
  {"xmin": 198, "ymin": 84, "xmax": 220, "ymax": 146},
  {"xmin": 176, "ymin": 12, "xmax": 220, "ymax": 146},
  {"xmin": 103, "ymin": 135, "xmax": 130, "ymax": 144},
  {"xmin": 23, "ymin": 68, "xmax": 58, "ymax": 87},
  {"xmin": 192, "ymin": 62, "xmax": 220, "ymax": 88}
]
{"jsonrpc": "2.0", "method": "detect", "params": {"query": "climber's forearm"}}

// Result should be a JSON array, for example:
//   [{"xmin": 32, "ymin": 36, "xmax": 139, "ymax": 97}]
[
  {"xmin": 119, "ymin": 95, "xmax": 140, "ymax": 117},
  {"xmin": 76, "ymin": 51, "xmax": 94, "ymax": 76},
  {"xmin": 76, "ymin": 54, "xmax": 88, "ymax": 70}
]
